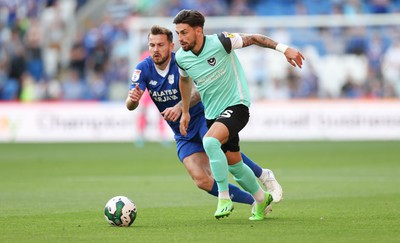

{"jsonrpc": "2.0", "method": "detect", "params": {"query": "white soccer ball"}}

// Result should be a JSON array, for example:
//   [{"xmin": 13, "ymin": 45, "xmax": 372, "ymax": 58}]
[{"xmin": 104, "ymin": 196, "xmax": 137, "ymax": 227}]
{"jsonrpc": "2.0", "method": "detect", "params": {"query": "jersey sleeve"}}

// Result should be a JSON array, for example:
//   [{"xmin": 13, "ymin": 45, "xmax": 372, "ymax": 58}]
[
  {"xmin": 217, "ymin": 32, "xmax": 244, "ymax": 54},
  {"xmin": 129, "ymin": 61, "xmax": 148, "ymax": 91},
  {"xmin": 175, "ymin": 59, "xmax": 189, "ymax": 77}
]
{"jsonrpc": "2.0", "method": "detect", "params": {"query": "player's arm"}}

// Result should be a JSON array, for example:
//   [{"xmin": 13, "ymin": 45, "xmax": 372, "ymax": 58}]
[
  {"xmin": 162, "ymin": 84, "xmax": 200, "ymax": 122},
  {"xmin": 126, "ymin": 67, "xmax": 146, "ymax": 111},
  {"xmin": 239, "ymin": 33, "xmax": 305, "ymax": 68},
  {"xmin": 179, "ymin": 74, "xmax": 192, "ymax": 136},
  {"xmin": 189, "ymin": 85, "xmax": 201, "ymax": 106},
  {"xmin": 126, "ymin": 85, "xmax": 144, "ymax": 111}
]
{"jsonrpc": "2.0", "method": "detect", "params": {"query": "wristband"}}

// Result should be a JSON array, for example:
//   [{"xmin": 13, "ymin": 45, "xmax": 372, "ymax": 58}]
[{"xmin": 276, "ymin": 43, "xmax": 288, "ymax": 54}]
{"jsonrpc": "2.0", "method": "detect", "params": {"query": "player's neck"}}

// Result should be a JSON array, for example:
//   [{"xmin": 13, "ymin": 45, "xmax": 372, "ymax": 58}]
[
  {"xmin": 155, "ymin": 56, "xmax": 171, "ymax": 71},
  {"xmin": 192, "ymin": 35, "xmax": 205, "ymax": 55},
  {"xmin": 154, "ymin": 58, "xmax": 171, "ymax": 77}
]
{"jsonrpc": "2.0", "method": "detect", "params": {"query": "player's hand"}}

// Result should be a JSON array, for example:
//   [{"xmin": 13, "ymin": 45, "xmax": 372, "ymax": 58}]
[
  {"xmin": 128, "ymin": 85, "xmax": 143, "ymax": 102},
  {"xmin": 284, "ymin": 47, "xmax": 305, "ymax": 68},
  {"xmin": 179, "ymin": 112, "xmax": 190, "ymax": 136},
  {"xmin": 161, "ymin": 105, "xmax": 182, "ymax": 122}
]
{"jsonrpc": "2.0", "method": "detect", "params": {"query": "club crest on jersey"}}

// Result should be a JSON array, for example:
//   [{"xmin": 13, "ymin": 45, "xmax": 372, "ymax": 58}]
[
  {"xmin": 131, "ymin": 69, "xmax": 141, "ymax": 82},
  {"xmin": 168, "ymin": 74, "xmax": 174, "ymax": 84},
  {"xmin": 207, "ymin": 57, "xmax": 216, "ymax": 66}
]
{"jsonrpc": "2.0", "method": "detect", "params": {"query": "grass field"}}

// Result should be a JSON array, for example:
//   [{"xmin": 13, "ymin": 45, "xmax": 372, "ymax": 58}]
[{"xmin": 0, "ymin": 141, "xmax": 399, "ymax": 243}]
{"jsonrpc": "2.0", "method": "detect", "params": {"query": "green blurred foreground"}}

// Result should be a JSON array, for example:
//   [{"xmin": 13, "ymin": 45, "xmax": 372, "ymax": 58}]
[{"xmin": 0, "ymin": 141, "xmax": 399, "ymax": 243}]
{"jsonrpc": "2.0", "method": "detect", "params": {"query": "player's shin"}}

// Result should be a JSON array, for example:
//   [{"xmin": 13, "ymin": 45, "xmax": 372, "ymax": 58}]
[
  {"xmin": 241, "ymin": 153, "xmax": 263, "ymax": 178},
  {"xmin": 228, "ymin": 161, "xmax": 263, "ymax": 202},
  {"xmin": 203, "ymin": 137, "xmax": 229, "ymax": 198}
]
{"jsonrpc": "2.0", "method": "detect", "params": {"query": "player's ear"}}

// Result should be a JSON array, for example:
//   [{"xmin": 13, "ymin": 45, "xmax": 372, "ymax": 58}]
[{"xmin": 195, "ymin": 26, "xmax": 203, "ymax": 36}]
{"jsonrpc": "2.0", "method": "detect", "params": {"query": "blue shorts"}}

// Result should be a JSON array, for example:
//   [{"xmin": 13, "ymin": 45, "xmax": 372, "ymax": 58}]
[{"xmin": 176, "ymin": 116, "xmax": 209, "ymax": 162}]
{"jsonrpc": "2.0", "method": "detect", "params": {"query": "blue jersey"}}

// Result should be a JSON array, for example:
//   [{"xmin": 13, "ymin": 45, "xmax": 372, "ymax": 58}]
[{"xmin": 129, "ymin": 53, "xmax": 205, "ymax": 141}]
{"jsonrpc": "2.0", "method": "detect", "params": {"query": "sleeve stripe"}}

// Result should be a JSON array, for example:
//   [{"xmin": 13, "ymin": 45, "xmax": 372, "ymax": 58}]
[{"xmin": 217, "ymin": 33, "xmax": 232, "ymax": 54}]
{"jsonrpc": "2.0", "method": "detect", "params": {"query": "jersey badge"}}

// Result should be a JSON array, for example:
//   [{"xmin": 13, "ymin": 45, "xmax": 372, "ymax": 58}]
[
  {"xmin": 207, "ymin": 57, "xmax": 216, "ymax": 66},
  {"xmin": 168, "ymin": 74, "xmax": 174, "ymax": 84},
  {"xmin": 131, "ymin": 69, "xmax": 141, "ymax": 82},
  {"xmin": 131, "ymin": 69, "xmax": 142, "ymax": 82}
]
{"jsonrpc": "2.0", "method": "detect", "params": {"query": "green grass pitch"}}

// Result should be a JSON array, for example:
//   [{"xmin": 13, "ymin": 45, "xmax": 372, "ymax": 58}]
[{"xmin": 0, "ymin": 141, "xmax": 399, "ymax": 242}]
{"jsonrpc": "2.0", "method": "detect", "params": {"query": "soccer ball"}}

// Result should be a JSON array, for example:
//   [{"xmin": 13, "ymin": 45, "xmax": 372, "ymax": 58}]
[{"xmin": 104, "ymin": 196, "xmax": 137, "ymax": 227}]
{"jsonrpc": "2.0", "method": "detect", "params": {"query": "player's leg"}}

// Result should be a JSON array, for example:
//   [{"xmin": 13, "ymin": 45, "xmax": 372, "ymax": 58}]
[
  {"xmin": 209, "ymin": 104, "xmax": 259, "ymax": 201},
  {"xmin": 177, "ymin": 136, "xmax": 254, "ymax": 205},
  {"xmin": 241, "ymin": 153, "xmax": 283, "ymax": 202},
  {"xmin": 182, "ymin": 151, "xmax": 254, "ymax": 205},
  {"xmin": 215, "ymin": 104, "xmax": 272, "ymax": 220},
  {"xmin": 226, "ymin": 151, "xmax": 265, "ymax": 203},
  {"xmin": 200, "ymin": 112, "xmax": 277, "ymax": 196},
  {"xmin": 240, "ymin": 153, "xmax": 262, "ymax": 177},
  {"xmin": 203, "ymin": 122, "xmax": 233, "ymax": 218},
  {"xmin": 226, "ymin": 151, "xmax": 273, "ymax": 220}
]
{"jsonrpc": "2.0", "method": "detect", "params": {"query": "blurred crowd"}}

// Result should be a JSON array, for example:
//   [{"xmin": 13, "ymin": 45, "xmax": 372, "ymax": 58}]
[{"xmin": 1, "ymin": 0, "xmax": 400, "ymax": 101}]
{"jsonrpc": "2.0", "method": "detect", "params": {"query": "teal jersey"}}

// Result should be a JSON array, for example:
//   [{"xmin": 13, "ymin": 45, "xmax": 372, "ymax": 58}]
[{"xmin": 175, "ymin": 33, "xmax": 250, "ymax": 120}]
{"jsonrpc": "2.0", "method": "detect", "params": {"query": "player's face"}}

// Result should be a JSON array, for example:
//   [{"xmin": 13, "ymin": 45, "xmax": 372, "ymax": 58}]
[
  {"xmin": 148, "ymin": 34, "xmax": 173, "ymax": 66},
  {"xmin": 175, "ymin": 24, "xmax": 197, "ymax": 52}
]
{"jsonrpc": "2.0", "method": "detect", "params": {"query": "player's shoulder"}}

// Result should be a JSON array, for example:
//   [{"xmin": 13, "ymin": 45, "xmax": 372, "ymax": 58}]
[
  {"xmin": 132, "ymin": 56, "xmax": 154, "ymax": 80},
  {"xmin": 175, "ymin": 48, "xmax": 184, "ymax": 57},
  {"xmin": 135, "ymin": 56, "xmax": 155, "ymax": 74},
  {"xmin": 137, "ymin": 56, "xmax": 153, "ymax": 68},
  {"xmin": 175, "ymin": 48, "xmax": 186, "ymax": 63}
]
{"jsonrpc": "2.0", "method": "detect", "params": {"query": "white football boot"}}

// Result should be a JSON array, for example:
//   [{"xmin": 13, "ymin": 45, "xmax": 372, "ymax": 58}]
[{"xmin": 259, "ymin": 169, "xmax": 283, "ymax": 203}]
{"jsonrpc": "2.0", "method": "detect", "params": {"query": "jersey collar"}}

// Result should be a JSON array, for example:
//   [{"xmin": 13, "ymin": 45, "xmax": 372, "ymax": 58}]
[{"xmin": 191, "ymin": 36, "xmax": 206, "ymax": 56}]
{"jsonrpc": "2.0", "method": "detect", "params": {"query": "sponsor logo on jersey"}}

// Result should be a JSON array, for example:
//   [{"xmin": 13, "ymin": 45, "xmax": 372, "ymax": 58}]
[
  {"xmin": 168, "ymin": 74, "xmax": 174, "ymax": 84},
  {"xmin": 222, "ymin": 32, "xmax": 235, "ymax": 38},
  {"xmin": 207, "ymin": 57, "xmax": 216, "ymax": 66},
  {"xmin": 131, "ymin": 69, "xmax": 141, "ymax": 82},
  {"xmin": 149, "ymin": 89, "xmax": 179, "ymax": 102},
  {"xmin": 149, "ymin": 80, "xmax": 157, "ymax": 86}
]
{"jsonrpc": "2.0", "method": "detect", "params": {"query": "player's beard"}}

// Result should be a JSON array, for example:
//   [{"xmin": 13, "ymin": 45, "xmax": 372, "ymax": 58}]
[
  {"xmin": 152, "ymin": 53, "xmax": 170, "ymax": 66},
  {"xmin": 181, "ymin": 40, "xmax": 195, "ymax": 52}
]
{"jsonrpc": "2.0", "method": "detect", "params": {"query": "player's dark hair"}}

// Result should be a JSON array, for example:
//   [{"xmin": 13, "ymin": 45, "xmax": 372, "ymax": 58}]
[
  {"xmin": 173, "ymin": 9, "xmax": 205, "ymax": 28},
  {"xmin": 148, "ymin": 25, "xmax": 173, "ymax": 43}
]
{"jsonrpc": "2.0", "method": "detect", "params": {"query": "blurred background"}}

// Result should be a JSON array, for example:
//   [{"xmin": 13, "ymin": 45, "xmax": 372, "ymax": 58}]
[{"xmin": 0, "ymin": 0, "xmax": 400, "ymax": 142}]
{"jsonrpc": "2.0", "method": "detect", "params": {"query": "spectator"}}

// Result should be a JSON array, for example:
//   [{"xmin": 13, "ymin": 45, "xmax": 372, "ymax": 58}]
[
  {"xmin": 369, "ymin": 0, "xmax": 392, "ymax": 14},
  {"xmin": 6, "ymin": 44, "xmax": 26, "ymax": 100},
  {"xmin": 382, "ymin": 39, "xmax": 400, "ymax": 97},
  {"xmin": 69, "ymin": 35, "xmax": 87, "ymax": 80},
  {"xmin": 340, "ymin": 75, "xmax": 363, "ymax": 98},
  {"xmin": 60, "ymin": 68, "xmax": 86, "ymax": 100},
  {"xmin": 367, "ymin": 32, "xmax": 387, "ymax": 79},
  {"xmin": 345, "ymin": 27, "xmax": 368, "ymax": 55},
  {"xmin": 24, "ymin": 18, "xmax": 44, "ymax": 82}
]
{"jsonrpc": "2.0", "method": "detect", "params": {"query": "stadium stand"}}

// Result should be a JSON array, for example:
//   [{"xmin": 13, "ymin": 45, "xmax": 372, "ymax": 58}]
[{"xmin": 0, "ymin": 0, "xmax": 400, "ymax": 101}]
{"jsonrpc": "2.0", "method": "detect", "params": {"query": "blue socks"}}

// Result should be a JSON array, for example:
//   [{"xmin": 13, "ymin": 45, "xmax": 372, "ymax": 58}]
[
  {"xmin": 208, "ymin": 181, "xmax": 254, "ymax": 205},
  {"xmin": 241, "ymin": 152, "xmax": 263, "ymax": 178}
]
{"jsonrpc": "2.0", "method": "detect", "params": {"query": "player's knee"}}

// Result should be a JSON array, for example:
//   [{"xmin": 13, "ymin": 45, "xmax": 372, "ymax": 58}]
[
  {"xmin": 202, "ymin": 137, "xmax": 220, "ymax": 154},
  {"xmin": 194, "ymin": 176, "xmax": 213, "ymax": 191},
  {"xmin": 228, "ymin": 161, "xmax": 244, "ymax": 174}
]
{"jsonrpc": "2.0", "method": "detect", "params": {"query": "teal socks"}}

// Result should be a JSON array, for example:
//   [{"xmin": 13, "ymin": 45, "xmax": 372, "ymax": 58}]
[
  {"xmin": 228, "ymin": 161, "xmax": 260, "ymax": 195},
  {"xmin": 203, "ymin": 137, "xmax": 229, "ymax": 192}
]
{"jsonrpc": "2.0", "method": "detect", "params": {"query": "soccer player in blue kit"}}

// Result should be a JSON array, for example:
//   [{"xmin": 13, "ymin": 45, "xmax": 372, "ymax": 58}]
[
  {"xmin": 126, "ymin": 25, "xmax": 282, "ymax": 216},
  {"xmin": 174, "ymin": 10, "xmax": 304, "ymax": 220}
]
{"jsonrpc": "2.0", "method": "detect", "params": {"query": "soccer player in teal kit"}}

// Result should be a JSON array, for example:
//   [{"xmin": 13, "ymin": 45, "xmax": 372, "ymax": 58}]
[{"xmin": 174, "ymin": 10, "xmax": 304, "ymax": 220}]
